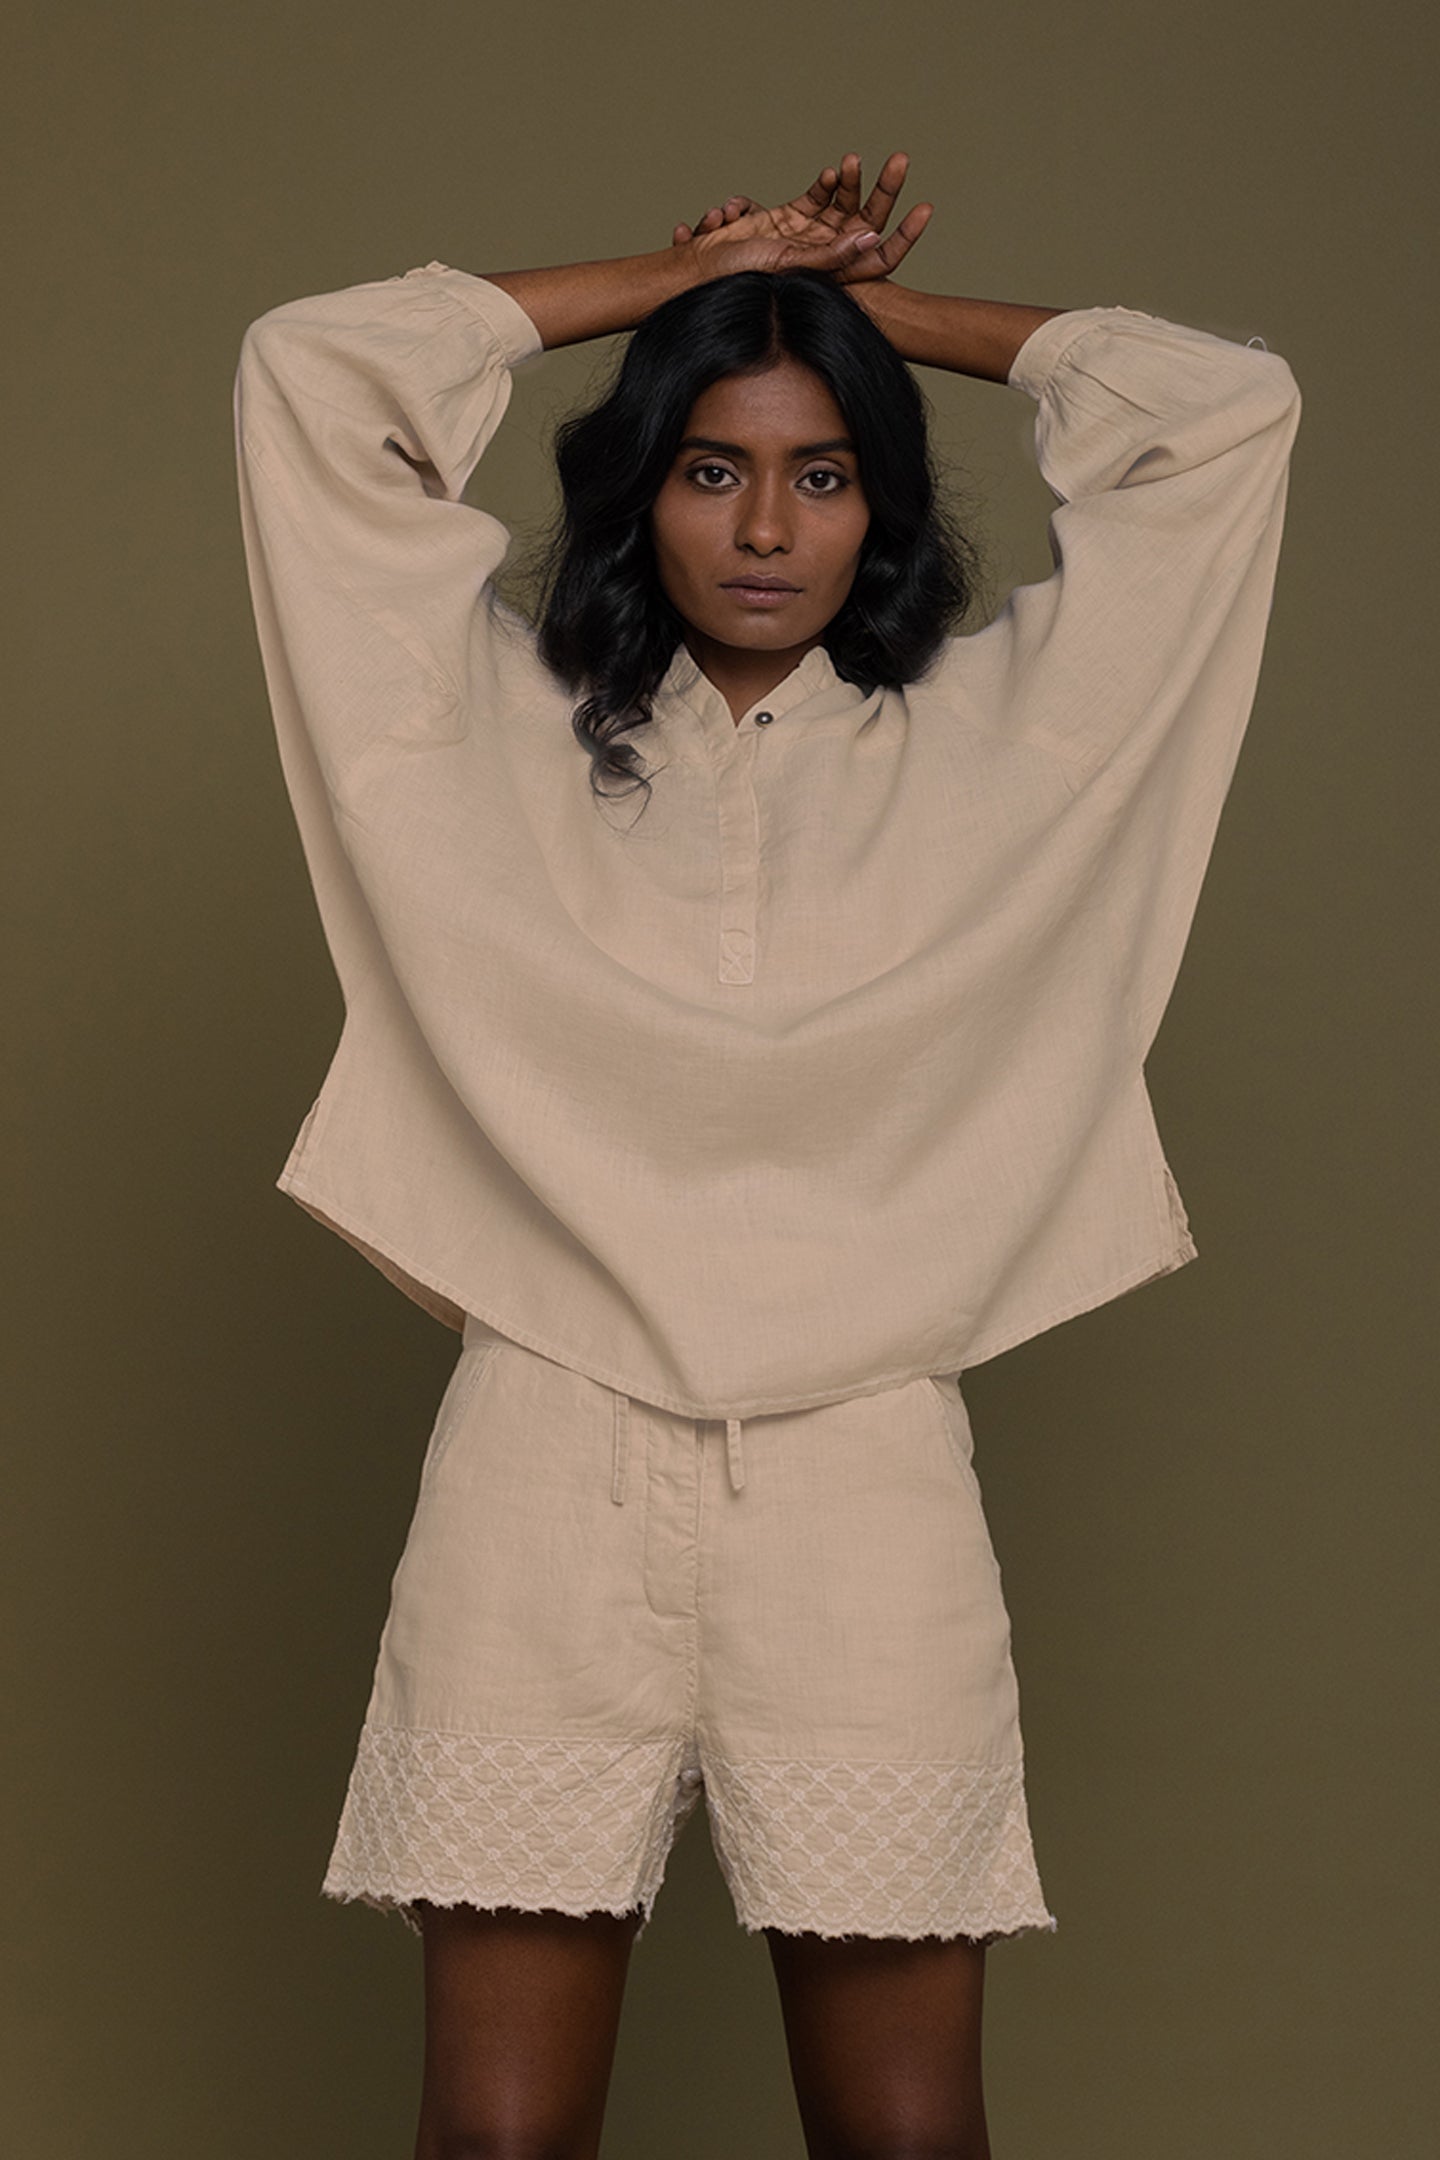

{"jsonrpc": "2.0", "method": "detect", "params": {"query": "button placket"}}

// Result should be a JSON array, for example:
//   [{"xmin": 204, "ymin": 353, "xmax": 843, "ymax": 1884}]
[{"xmin": 714, "ymin": 730, "xmax": 760, "ymax": 985}]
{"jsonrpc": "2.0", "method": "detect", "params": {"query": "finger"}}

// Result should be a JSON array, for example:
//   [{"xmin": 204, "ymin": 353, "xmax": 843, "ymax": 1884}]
[
  {"xmin": 795, "ymin": 165, "xmax": 840, "ymax": 215},
  {"xmin": 828, "ymin": 226, "xmax": 883, "ymax": 264},
  {"xmin": 859, "ymin": 149, "xmax": 910, "ymax": 233},
  {"xmin": 789, "ymin": 165, "xmax": 841, "ymax": 223},
  {"xmin": 673, "ymin": 223, "xmax": 692, "ymax": 245},
  {"xmin": 772, "ymin": 225, "xmax": 869, "ymax": 274},
  {"xmin": 853, "ymin": 201, "xmax": 934, "ymax": 276},
  {"xmin": 894, "ymin": 199, "xmax": 935, "ymax": 251},
  {"xmin": 832, "ymin": 150, "xmax": 864, "ymax": 219},
  {"xmin": 800, "ymin": 163, "xmax": 851, "ymax": 234}
]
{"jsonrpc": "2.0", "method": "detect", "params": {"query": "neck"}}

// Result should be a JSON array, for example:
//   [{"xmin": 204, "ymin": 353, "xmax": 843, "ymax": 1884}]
[{"xmin": 681, "ymin": 633, "xmax": 822, "ymax": 726}]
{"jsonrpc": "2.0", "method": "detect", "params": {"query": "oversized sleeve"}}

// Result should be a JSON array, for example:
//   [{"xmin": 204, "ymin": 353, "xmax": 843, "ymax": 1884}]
[
  {"xmin": 232, "ymin": 261, "xmax": 545, "ymax": 797},
  {"xmin": 954, "ymin": 304, "xmax": 1303, "ymax": 1055}
]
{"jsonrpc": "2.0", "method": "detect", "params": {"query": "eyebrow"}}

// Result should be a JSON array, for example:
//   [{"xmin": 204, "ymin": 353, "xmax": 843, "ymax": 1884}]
[{"xmin": 677, "ymin": 435, "xmax": 858, "ymax": 460}]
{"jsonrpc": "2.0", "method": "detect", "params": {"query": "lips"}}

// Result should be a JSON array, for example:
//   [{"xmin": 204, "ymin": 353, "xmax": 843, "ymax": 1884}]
[{"xmin": 721, "ymin": 578, "xmax": 800, "ymax": 592}]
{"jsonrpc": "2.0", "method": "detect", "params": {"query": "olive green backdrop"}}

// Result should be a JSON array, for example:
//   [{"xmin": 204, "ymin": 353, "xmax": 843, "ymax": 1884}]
[{"xmin": 4, "ymin": 1, "xmax": 1434, "ymax": 2153}]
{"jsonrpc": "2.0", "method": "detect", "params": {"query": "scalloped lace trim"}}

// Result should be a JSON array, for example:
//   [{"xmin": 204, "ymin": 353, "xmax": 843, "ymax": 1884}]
[
  {"xmin": 322, "ymin": 1725, "xmax": 1056, "ymax": 1946},
  {"xmin": 702, "ymin": 1752, "xmax": 1056, "ymax": 1944},
  {"xmin": 323, "ymin": 1727, "xmax": 694, "ymax": 1939}
]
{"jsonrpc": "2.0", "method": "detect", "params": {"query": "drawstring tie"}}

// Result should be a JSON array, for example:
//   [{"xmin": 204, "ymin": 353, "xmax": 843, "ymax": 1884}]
[
  {"xmin": 725, "ymin": 1417, "xmax": 746, "ymax": 1492},
  {"xmin": 610, "ymin": 1397, "xmax": 746, "ymax": 1501}
]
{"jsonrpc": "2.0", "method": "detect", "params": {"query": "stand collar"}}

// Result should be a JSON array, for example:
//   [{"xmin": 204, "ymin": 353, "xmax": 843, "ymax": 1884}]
[{"xmin": 654, "ymin": 641, "xmax": 872, "ymax": 744}]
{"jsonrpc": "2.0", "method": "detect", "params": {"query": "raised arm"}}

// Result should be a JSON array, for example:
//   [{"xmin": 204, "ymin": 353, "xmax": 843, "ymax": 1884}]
[
  {"xmin": 478, "ymin": 250, "xmax": 703, "ymax": 351},
  {"xmin": 800, "ymin": 152, "xmax": 1067, "ymax": 382},
  {"xmin": 231, "ymin": 164, "xmax": 920, "ymax": 811},
  {"xmin": 670, "ymin": 151, "xmax": 1066, "ymax": 382},
  {"xmin": 847, "ymin": 280, "xmax": 1066, "ymax": 384},
  {"xmin": 932, "ymin": 298, "xmax": 1302, "ymax": 1057},
  {"xmin": 233, "ymin": 262, "xmax": 550, "ymax": 803},
  {"xmin": 480, "ymin": 152, "xmax": 934, "ymax": 351}
]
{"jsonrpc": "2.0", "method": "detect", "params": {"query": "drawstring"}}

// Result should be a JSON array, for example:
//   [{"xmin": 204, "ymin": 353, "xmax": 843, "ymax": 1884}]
[
  {"xmin": 611, "ymin": 1391, "xmax": 630, "ymax": 1505},
  {"xmin": 610, "ymin": 1396, "xmax": 746, "ymax": 1501},
  {"xmin": 725, "ymin": 1417, "xmax": 746, "ymax": 1493}
]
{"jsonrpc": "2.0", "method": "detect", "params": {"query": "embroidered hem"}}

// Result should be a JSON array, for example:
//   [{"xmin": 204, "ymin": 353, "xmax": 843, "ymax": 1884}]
[{"xmin": 321, "ymin": 1725, "xmax": 1056, "ymax": 1947}]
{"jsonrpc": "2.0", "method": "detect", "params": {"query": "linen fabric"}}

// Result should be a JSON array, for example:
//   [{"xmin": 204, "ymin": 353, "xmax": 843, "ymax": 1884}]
[
  {"xmin": 232, "ymin": 263, "xmax": 1300, "ymax": 1420},
  {"xmin": 321, "ymin": 1315, "xmax": 1056, "ymax": 1945}
]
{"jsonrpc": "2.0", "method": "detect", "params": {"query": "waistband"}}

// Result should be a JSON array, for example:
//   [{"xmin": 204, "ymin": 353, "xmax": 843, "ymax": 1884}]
[
  {"xmin": 608, "ymin": 1395, "xmax": 746, "ymax": 1502},
  {"xmin": 460, "ymin": 1312, "xmax": 962, "ymax": 1505},
  {"xmin": 462, "ymin": 1312, "xmax": 749, "ymax": 1499}
]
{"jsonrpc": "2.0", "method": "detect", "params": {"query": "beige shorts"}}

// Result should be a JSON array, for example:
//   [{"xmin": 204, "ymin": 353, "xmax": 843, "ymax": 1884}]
[{"xmin": 322, "ymin": 1316, "xmax": 1056, "ymax": 1947}]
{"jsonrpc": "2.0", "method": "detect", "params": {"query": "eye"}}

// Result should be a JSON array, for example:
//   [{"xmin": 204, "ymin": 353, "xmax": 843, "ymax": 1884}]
[
  {"xmin": 800, "ymin": 468, "xmax": 849, "ymax": 495},
  {"xmin": 686, "ymin": 463, "xmax": 736, "ymax": 489}
]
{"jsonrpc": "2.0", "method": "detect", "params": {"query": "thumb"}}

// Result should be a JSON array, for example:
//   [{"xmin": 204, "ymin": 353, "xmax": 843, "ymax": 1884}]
[{"xmin": 812, "ymin": 228, "xmax": 881, "ymax": 268}]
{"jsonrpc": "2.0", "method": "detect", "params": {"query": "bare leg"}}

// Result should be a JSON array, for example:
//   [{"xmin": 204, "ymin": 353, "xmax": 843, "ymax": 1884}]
[
  {"xmin": 412, "ymin": 1900, "xmax": 642, "ymax": 2160},
  {"xmin": 765, "ymin": 1928, "xmax": 991, "ymax": 2160}
]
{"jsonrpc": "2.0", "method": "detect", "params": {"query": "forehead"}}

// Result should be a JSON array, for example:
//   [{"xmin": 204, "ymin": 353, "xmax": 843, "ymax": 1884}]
[{"xmin": 682, "ymin": 358, "xmax": 850, "ymax": 445}]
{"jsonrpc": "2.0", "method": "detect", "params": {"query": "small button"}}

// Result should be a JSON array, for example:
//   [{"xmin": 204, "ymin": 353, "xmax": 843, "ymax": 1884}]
[{"xmin": 754, "ymin": 710, "xmax": 774, "ymax": 726}]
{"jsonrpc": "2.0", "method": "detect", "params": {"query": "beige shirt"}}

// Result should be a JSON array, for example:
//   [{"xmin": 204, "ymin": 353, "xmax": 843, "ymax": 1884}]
[{"xmin": 232, "ymin": 261, "xmax": 1300, "ymax": 1420}]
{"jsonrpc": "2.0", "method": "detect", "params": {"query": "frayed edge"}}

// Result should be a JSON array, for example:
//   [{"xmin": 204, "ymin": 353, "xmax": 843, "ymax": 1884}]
[
  {"xmin": 738, "ymin": 1909, "xmax": 1058, "ymax": 1948},
  {"xmin": 321, "ymin": 1881, "xmax": 654, "ymax": 1941}
]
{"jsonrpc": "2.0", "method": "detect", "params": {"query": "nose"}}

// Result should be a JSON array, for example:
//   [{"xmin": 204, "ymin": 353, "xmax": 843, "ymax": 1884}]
[{"xmin": 734, "ymin": 473, "xmax": 794, "ymax": 557}]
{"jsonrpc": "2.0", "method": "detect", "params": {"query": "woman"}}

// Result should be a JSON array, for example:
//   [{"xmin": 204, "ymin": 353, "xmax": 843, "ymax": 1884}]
[{"xmin": 233, "ymin": 153, "xmax": 1300, "ymax": 2159}]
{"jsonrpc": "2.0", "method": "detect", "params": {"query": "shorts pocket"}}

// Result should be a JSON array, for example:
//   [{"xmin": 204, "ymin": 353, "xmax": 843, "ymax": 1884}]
[{"xmin": 419, "ymin": 1340, "xmax": 501, "ymax": 1488}]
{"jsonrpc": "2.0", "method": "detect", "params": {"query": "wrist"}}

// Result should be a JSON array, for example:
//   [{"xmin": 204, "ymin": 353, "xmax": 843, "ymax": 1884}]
[
  {"xmin": 628, "ymin": 243, "xmax": 707, "ymax": 317},
  {"xmin": 846, "ymin": 277, "xmax": 908, "ymax": 331},
  {"xmin": 848, "ymin": 278, "xmax": 935, "ymax": 360}
]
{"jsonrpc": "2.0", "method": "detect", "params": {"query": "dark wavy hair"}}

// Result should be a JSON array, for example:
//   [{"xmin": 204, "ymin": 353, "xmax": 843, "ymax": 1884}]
[{"xmin": 525, "ymin": 268, "xmax": 991, "ymax": 813}]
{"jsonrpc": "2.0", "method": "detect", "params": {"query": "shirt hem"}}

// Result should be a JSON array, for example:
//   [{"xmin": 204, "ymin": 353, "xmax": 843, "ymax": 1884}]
[
  {"xmin": 953, "ymin": 1232, "xmax": 1199, "ymax": 1374},
  {"xmin": 275, "ymin": 1164, "xmax": 1201, "ymax": 1422}
]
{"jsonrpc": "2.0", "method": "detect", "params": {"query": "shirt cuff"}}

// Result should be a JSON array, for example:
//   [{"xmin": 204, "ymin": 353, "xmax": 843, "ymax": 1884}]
[
  {"xmin": 398, "ymin": 260, "xmax": 546, "ymax": 370},
  {"xmin": 1007, "ymin": 305, "xmax": 1157, "ymax": 399}
]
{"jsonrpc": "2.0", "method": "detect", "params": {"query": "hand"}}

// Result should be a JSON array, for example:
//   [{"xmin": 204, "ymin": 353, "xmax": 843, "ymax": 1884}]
[{"xmin": 671, "ymin": 152, "xmax": 933, "ymax": 285}]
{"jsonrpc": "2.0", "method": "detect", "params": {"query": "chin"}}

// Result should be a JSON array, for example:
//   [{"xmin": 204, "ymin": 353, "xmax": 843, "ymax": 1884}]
[{"xmin": 705, "ymin": 615, "xmax": 823, "ymax": 650}]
